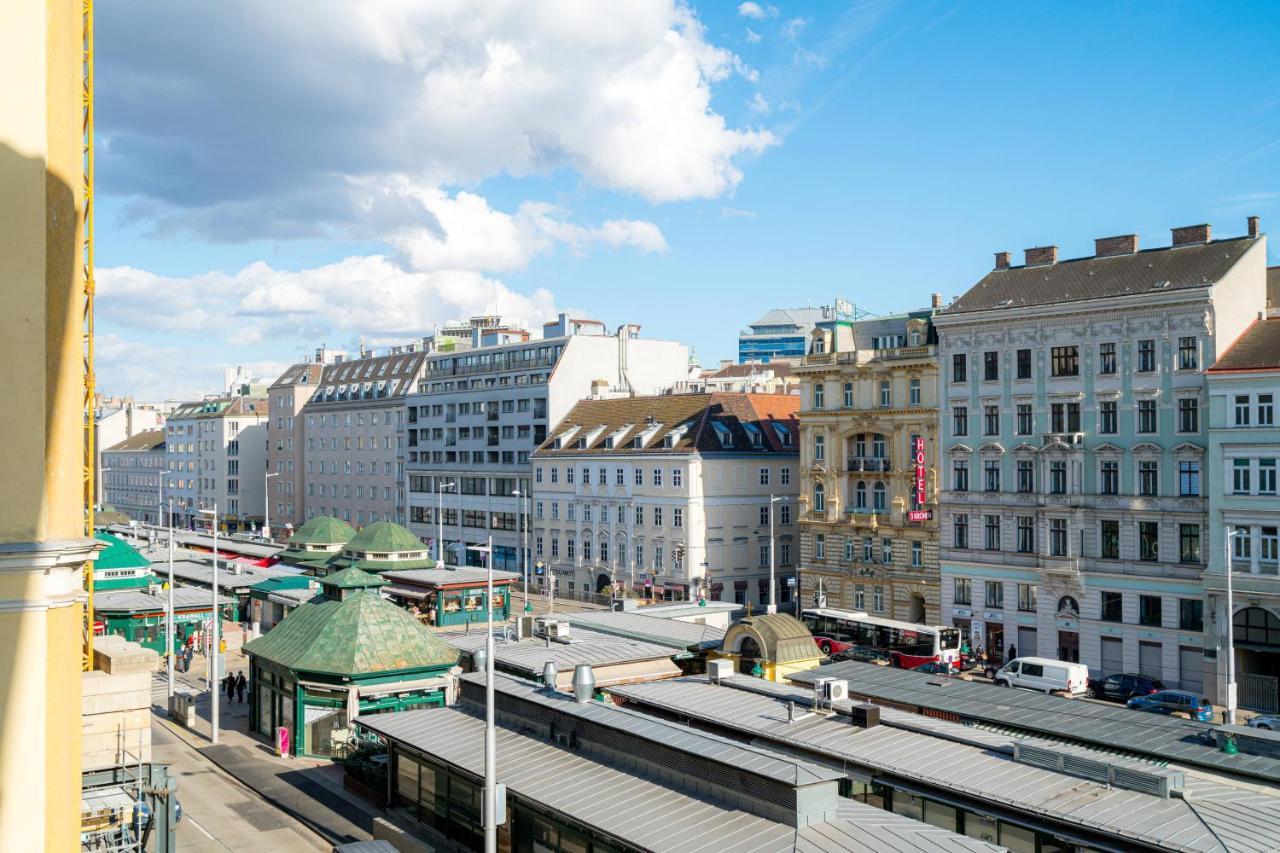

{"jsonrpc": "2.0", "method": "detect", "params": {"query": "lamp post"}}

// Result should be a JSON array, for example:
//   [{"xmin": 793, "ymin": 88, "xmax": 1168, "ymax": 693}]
[
  {"xmin": 1225, "ymin": 526, "xmax": 1247, "ymax": 726},
  {"xmin": 166, "ymin": 498, "xmax": 175, "ymax": 701},
  {"xmin": 197, "ymin": 503, "xmax": 221, "ymax": 744},
  {"xmin": 437, "ymin": 480, "xmax": 456, "ymax": 566},
  {"xmin": 467, "ymin": 536, "xmax": 499, "ymax": 853},
  {"xmin": 767, "ymin": 495, "xmax": 787, "ymax": 615},
  {"xmin": 513, "ymin": 489, "xmax": 532, "ymax": 612},
  {"xmin": 263, "ymin": 471, "xmax": 279, "ymax": 540}
]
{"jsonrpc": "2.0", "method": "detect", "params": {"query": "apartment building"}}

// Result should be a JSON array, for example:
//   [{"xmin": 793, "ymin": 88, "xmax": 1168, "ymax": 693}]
[
  {"xmin": 101, "ymin": 429, "xmax": 166, "ymax": 524},
  {"xmin": 934, "ymin": 218, "xmax": 1267, "ymax": 690},
  {"xmin": 530, "ymin": 392, "xmax": 800, "ymax": 604},
  {"xmin": 406, "ymin": 315, "xmax": 688, "ymax": 572},
  {"xmin": 93, "ymin": 396, "xmax": 167, "ymax": 507},
  {"xmin": 266, "ymin": 360, "xmax": 324, "ymax": 538},
  {"xmin": 795, "ymin": 303, "xmax": 943, "ymax": 623},
  {"xmin": 166, "ymin": 395, "xmax": 268, "ymax": 531},
  {"xmin": 1204, "ymin": 266, "xmax": 1280, "ymax": 712},
  {"xmin": 300, "ymin": 349, "xmax": 427, "ymax": 528}
]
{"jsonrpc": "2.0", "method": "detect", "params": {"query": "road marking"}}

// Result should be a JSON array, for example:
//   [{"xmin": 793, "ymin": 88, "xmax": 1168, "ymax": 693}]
[{"xmin": 185, "ymin": 814, "xmax": 216, "ymax": 841}]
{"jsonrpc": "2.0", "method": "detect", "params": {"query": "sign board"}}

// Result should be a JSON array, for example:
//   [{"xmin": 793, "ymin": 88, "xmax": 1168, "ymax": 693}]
[
  {"xmin": 913, "ymin": 436, "xmax": 927, "ymax": 507},
  {"xmin": 276, "ymin": 726, "xmax": 290, "ymax": 757},
  {"xmin": 907, "ymin": 510, "xmax": 933, "ymax": 522}
]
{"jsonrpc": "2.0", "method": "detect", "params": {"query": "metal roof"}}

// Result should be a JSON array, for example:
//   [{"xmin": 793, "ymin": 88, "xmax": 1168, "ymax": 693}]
[
  {"xmin": 789, "ymin": 661, "xmax": 1280, "ymax": 784},
  {"xmin": 161, "ymin": 557, "xmax": 302, "ymax": 592},
  {"xmin": 442, "ymin": 627, "xmax": 682, "ymax": 677},
  {"xmin": 608, "ymin": 677, "xmax": 1280, "ymax": 853},
  {"xmin": 380, "ymin": 567, "xmax": 520, "ymax": 587},
  {"xmin": 94, "ymin": 584, "xmax": 234, "ymax": 614},
  {"xmin": 355, "ymin": 705, "xmax": 1000, "ymax": 853},
  {"xmin": 563, "ymin": 609, "xmax": 726, "ymax": 650}
]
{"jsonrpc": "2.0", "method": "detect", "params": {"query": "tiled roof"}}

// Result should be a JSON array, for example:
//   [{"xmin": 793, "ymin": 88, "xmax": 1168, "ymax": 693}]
[
  {"xmin": 243, "ymin": 589, "xmax": 458, "ymax": 675},
  {"xmin": 269, "ymin": 362, "xmax": 323, "ymax": 389},
  {"xmin": 93, "ymin": 532, "xmax": 151, "ymax": 571},
  {"xmin": 344, "ymin": 521, "xmax": 424, "ymax": 554},
  {"xmin": 287, "ymin": 515, "xmax": 356, "ymax": 547},
  {"xmin": 103, "ymin": 429, "xmax": 165, "ymax": 453},
  {"xmin": 534, "ymin": 392, "xmax": 800, "ymax": 457},
  {"xmin": 944, "ymin": 236, "xmax": 1260, "ymax": 314},
  {"xmin": 1209, "ymin": 318, "xmax": 1280, "ymax": 372},
  {"xmin": 705, "ymin": 361, "xmax": 793, "ymax": 379}
]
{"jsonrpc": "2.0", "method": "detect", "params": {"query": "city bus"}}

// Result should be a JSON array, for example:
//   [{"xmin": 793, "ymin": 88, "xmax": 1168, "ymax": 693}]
[{"xmin": 800, "ymin": 608, "xmax": 963, "ymax": 669}]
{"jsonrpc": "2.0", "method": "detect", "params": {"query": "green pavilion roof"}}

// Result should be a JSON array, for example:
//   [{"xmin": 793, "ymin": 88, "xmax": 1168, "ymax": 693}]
[
  {"xmin": 93, "ymin": 532, "xmax": 151, "ymax": 571},
  {"xmin": 344, "ymin": 521, "xmax": 423, "ymax": 555},
  {"xmin": 319, "ymin": 566, "xmax": 388, "ymax": 590},
  {"xmin": 326, "ymin": 555, "xmax": 438, "ymax": 573},
  {"xmin": 242, "ymin": 589, "xmax": 458, "ymax": 676},
  {"xmin": 287, "ymin": 515, "xmax": 357, "ymax": 547}
]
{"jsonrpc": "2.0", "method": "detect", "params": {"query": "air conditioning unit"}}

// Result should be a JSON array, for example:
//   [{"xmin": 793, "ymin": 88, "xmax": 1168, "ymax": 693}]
[
  {"xmin": 515, "ymin": 615, "xmax": 535, "ymax": 640},
  {"xmin": 707, "ymin": 659, "xmax": 734, "ymax": 683},
  {"xmin": 822, "ymin": 679, "xmax": 849, "ymax": 703},
  {"xmin": 547, "ymin": 620, "xmax": 571, "ymax": 641}
]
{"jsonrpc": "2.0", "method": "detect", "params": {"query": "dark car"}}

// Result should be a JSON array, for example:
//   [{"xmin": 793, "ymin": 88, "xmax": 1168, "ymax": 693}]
[
  {"xmin": 911, "ymin": 661, "xmax": 953, "ymax": 676},
  {"xmin": 1086, "ymin": 673, "xmax": 1165, "ymax": 702},
  {"xmin": 1127, "ymin": 690, "xmax": 1214, "ymax": 722},
  {"xmin": 830, "ymin": 645, "xmax": 891, "ymax": 666}
]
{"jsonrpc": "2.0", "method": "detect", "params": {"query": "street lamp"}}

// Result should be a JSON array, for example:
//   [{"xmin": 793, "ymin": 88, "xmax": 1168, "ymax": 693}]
[
  {"xmin": 263, "ymin": 471, "xmax": 280, "ymax": 540},
  {"xmin": 437, "ymin": 480, "xmax": 457, "ymax": 566},
  {"xmin": 197, "ymin": 503, "xmax": 222, "ymax": 745},
  {"xmin": 767, "ymin": 495, "xmax": 789, "ymax": 615},
  {"xmin": 166, "ymin": 497, "xmax": 176, "ymax": 701},
  {"xmin": 466, "ymin": 536, "xmax": 502, "ymax": 853},
  {"xmin": 1224, "ymin": 525, "xmax": 1248, "ymax": 726},
  {"xmin": 512, "ymin": 489, "xmax": 532, "ymax": 613}
]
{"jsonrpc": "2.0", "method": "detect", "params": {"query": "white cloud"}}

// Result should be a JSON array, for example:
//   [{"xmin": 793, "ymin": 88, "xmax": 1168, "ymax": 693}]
[
  {"xmin": 782, "ymin": 17, "xmax": 808, "ymax": 40},
  {"xmin": 745, "ymin": 28, "xmax": 763, "ymax": 44},
  {"xmin": 720, "ymin": 206, "xmax": 758, "ymax": 219},
  {"xmin": 738, "ymin": 3, "xmax": 779, "ymax": 20},
  {"xmin": 748, "ymin": 92, "xmax": 771, "ymax": 115}
]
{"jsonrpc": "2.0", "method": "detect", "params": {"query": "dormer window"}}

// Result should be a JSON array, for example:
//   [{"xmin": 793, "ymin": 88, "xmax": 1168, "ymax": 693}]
[
  {"xmin": 743, "ymin": 422, "xmax": 763, "ymax": 448},
  {"xmin": 712, "ymin": 422, "xmax": 733, "ymax": 448},
  {"xmin": 772, "ymin": 423, "xmax": 792, "ymax": 446},
  {"xmin": 662, "ymin": 434, "xmax": 675, "ymax": 448},
  {"xmin": 633, "ymin": 436, "xmax": 644, "ymax": 449}
]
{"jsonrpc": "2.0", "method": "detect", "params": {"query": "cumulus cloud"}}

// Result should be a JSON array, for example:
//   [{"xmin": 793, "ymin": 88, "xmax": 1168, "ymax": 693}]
[
  {"xmin": 745, "ymin": 28, "xmax": 763, "ymax": 44},
  {"xmin": 748, "ymin": 92, "xmax": 771, "ymax": 115},
  {"xmin": 782, "ymin": 17, "xmax": 808, "ymax": 40},
  {"xmin": 738, "ymin": 2, "xmax": 779, "ymax": 20}
]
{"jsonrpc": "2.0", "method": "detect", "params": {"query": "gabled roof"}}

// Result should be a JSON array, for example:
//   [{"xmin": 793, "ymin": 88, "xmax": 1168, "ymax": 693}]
[
  {"xmin": 287, "ymin": 515, "xmax": 356, "ymax": 547},
  {"xmin": 93, "ymin": 532, "xmax": 151, "ymax": 571},
  {"xmin": 944, "ymin": 236, "xmax": 1259, "ymax": 315},
  {"xmin": 243, "ymin": 589, "xmax": 458, "ymax": 675},
  {"xmin": 103, "ymin": 429, "xmax": 165, "ymax": 453},
  {"xmin": 1209, "ymin": 317, "xmax": 1280, "ymax": 372}
]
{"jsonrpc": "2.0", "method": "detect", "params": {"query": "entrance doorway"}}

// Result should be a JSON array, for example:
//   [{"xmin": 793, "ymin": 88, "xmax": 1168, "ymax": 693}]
[
  {"xmin": 906, "ymin": 593, "xmax": 926, "ymax": 623},
  {"xmin": 596, "ymin": 573, "xmax": 612, "ymax": 594},
  {"xmin": 1058, "ymin": 631, "xmax": 1079, "ymax": 663},
  {"xmin": 985, "ymin": 623, "xmax": 1004, "ymax": 665}
]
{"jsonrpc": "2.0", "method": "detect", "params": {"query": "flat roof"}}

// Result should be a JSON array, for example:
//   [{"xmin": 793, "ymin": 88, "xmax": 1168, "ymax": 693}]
[
  {"xmin": 356, "ymin": 704, "xmax": 999, "ymax": 852},
  {"xmin": 161, "ymin": 557, "xmax": 302, "ymax": 592},
  {"xmin": 379, "ymin": 567, "xmax": 520, "ymax": 587},
  {"xmin": 562, "ymin": 609, "xmax": 725, "ymax": 650},
  {"xmin": 109, "ymin": 524, "xmax": 284, "ymax": 559},
  {"xmin": 441, "ymin": 628, "xmax": 683, "ymax": 678},
  {"xmin": 789, "ymin": 661, "xmax": 1280, "ymax": 784},
  {"xmin": 608, "ymin": 677, "xmax": 1280, "ymax": 853},
  {"xmin": 95, "ymin": 585, "xmax": 235, "ymax": 614}
]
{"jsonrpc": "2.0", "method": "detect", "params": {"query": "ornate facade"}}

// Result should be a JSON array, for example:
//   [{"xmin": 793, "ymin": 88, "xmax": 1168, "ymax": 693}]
[{"xmin": 796, "ymin": 306, "xmax": 942, "ymax": 623}]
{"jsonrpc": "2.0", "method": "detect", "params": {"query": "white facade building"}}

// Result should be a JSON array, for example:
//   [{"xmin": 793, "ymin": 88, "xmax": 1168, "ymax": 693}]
[
  {"xmin": 166, "ymin": 396, "xmax": 268, "ymax": 531},
  {"xmin": 101, "ymin": 429, "xmax": 166, "ymax": 524}
]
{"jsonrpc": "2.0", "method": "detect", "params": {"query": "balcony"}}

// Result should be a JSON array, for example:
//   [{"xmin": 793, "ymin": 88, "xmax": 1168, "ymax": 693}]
[
  {"xmin": 1040, "ymin": 555, "xmax": 1079, "ymax": 579},
  {"xmin": 802, "ymin": 352, "xmax": 834, "ymax": 366},
  {"xmin": 1041, "ymin": 432, "xmax": 1085, "ymax": 448},
  {"xmin": 846, "ymin": 458, "xmax": 891, "ymax": 473},
  {"xmin": 1037, "ymin": 493, "xmax": 1085, "ymax": 509}
]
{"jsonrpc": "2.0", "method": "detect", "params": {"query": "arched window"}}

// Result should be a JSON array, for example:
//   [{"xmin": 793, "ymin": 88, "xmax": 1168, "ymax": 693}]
[
  {"xmin": 909, "ymin": 328, "xmax": 922, "ymax": 346},
  {"xmin": 873, "ymin": 481, "xmax": 887, "ymax": 511},
  {"xmin": 814, "ymin": 483, "xmax": 826, "ymax": 512},
  {"xmin": 855, "ymin": 481, "xmax": 867, "ymax": 509},
  {"xmin": 843, "ymin": 382, "xmax": 854, "ymax": 408}
]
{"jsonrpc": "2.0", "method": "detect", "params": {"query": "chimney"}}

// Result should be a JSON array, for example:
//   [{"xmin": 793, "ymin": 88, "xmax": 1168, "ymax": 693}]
[
  {"xmin": 931, "ymin": 292, "xmax": 943, "ymax": 308},
  {"xmin": 1249, "ymin": 216, "xmax": 1260, "ymax": 239},
  {"xmin": 994, "ymin": 251, "xmax": 1011, "ymax": 271},
  {"xmin": 1094, "ymin": 234, "xmax": 1139, "ymax": 257},
  {"xmin": 1024, "ymin": 246, "xmax": 1058, "ymax": 267},
  {"xmin": 1171, "ymin": 224, "xmax": 1211, "ymax": 246}
]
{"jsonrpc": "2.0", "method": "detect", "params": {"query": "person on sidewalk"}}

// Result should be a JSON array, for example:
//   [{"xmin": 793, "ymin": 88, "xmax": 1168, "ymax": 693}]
[
  {"xmin": 235, "ymin": 671, "xmax": 246, "ymax": 704},
  {"xmin": 224, "ymin": 673, "xmax": 236, "ymax": 703}
]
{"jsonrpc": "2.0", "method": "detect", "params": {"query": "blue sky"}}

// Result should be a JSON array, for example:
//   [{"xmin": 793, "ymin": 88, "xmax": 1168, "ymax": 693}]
[{"xmin": 95, "ymin": 1, "xmax": 1280, "ymax": 398}]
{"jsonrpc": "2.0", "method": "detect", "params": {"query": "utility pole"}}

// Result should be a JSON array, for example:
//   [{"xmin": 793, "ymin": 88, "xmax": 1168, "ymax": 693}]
[
  {"xmin": 263, "ymin": 471, "xmax": 279, "ymax": 540},
  {"xmin": 768, "ymin": 495, "xmax": 781, "ymax": 615},
  {"xmin": 1225, "ymin": 526, "xmax": 1243, "ymax": 726},
  {"xmin": 166, "ymin": 499, "xmax": 175, "ymax": 700},
  {"xmin": 467, "ymin": 536, "xmax": 500, "ymax": 853},
  {"xmin": 199, "ymin": 503, "xmax": 221, "ymax": 744},
  {"xmin": 437, "ymin": 480, "xmax": 456, "ymax": 566}
]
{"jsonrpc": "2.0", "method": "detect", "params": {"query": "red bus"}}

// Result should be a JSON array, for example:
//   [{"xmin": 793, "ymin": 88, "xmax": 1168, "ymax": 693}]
[{"xmin": 801, "ymin": 608, "xmax": 962, "ymax": 669}]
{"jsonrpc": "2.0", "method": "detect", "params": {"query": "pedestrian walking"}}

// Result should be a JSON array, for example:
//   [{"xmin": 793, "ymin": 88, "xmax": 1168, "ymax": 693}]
[
  {"xmin": 235, "ymin": 671, "xmax": 246, "ymax": 704},
  {"xmin": 1007, "ymin": 644, "xmax": 1017, "ymax": 662},
  {"xmin": 224, "ymin": 673, "xmax": 236, "ymax": 703}
]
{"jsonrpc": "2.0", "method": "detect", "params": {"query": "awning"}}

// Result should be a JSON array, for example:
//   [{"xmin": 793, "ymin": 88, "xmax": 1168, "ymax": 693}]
[{"xmin": 383, "ymin": 583, "xmax": 429, "ymax": 601}]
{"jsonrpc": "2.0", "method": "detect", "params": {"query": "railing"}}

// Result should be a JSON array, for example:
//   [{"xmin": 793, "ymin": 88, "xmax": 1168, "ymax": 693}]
[
  {"xmin": 1040, "ymin": 555, "xmax": 1079, "ymax": 578},
  {"xmin": 878, "ymin": 345, "xmax": 933, "ymax": 361},
  {"xmin": 1042, "ymin": 432, "xmax": 1085, "ymax": 447},
  {"xmin": 846, "ymin": 458, "xmax": 891, "ymax": 473},
  {"xmin": 802, "ymin": 353, "xmax": 834, "ymax": 365}
]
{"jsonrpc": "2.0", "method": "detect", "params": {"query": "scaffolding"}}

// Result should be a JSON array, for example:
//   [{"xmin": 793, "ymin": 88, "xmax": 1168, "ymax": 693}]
[
  {"xmin": 82, "ymin": 0, "xmax": 97, "ymax": 671},
  {"xmin": 80, "ymin": 735, "xmax": 178, "ymax": 852}
]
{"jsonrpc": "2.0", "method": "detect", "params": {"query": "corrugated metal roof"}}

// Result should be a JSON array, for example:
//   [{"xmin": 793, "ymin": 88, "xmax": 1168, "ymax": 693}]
[
  {"xmin": 381, "ymin": 567, "xmax": 520, "ymax": 587},
  {"xmin": 607, "ymin": 677, "xmax": 1280, "ymax": 852},
  {"xmin": 563, "ymin": 609, "xmax": 726, "ymax": 650},
  {"xmin": 94, "ymin": 585, "xmax": 235, "ymax": 614},
  {"xmin": 789, "ymin": 661, "xmax": 1280, "ymax": 784},
  {"xmin": 355, "ymin": 706, "xmax": 1001, "ymax": 853},
  {"xmin": 443, "ymin": 627, "xmax": 681, "ymax": 676},
  {"xmin": 164, "ymin": 558, "xmax": 300, "ymax": 591}
]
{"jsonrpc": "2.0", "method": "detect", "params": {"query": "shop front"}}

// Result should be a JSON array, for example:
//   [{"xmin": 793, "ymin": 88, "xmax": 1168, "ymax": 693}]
[{"xmin": 380, "ymin": 567, "xmax": 518, "ymax": 628}]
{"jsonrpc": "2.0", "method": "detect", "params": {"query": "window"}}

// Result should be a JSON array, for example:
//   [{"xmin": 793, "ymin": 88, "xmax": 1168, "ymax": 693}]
[
  {"xmin": 1049, "ymin": 518, "xmax": 1067, "ymax": 556},
  {"xmin": 1016, "ymin": 404, "xmax": 1032, "ymax": 435},
  {"xmin": 1051, "ymin": 346, "xmax": 1078, "ymax": 377},
  {"xmin": 1233, "ymin": 459, "xmax": 1251, "ymax": 494},
  {"xmin": 953, "ymin": 406, "xmax": 969, "ymax": 437},
  {"xmin": 1016, "ymin": 348, "xmax": 1031, "ymax": 379},
  {"xmin": 954, "ymin": 578, "xmax": 971, "ymax": 605},
  {"xmin": 813, "ymin": 483, "xmax": 825, "ymax": 512},
  {"xmin": 984, "ymin": 351, "xmax": 999, "ymax": 381},
  {"xmin": 854, "ymin": 481, "xmax": 868, "ymax": 510},
  {"xmin": 535, "ymin": 466, "xmax": 543, "ymax": 484},
  {"xmin": 984, "ymin": 460, "xmax": 1000, "ymax": 492},
  {"xmin": 616, "ymin": 467, "xmax": 624, "ymax": 485},
  {"xmin": 1178, "ymin": 336, "xmax": 1198, "ymax": 370},
  {"xmin": 1049, "ymin": 461, "xmax": 1067, "ymax": 495},
  {"xmin": 653, "ymin": 507, "xmax": 663, "ymax": 526},
  {"xmin": 1100, "ymin": 520, "xmax": 1120, "ymax": 558},
  {"xmin": 1138, "ymin": 460, "xmax": 1158, "ymax": 497},
  {"xmin": 1233, "ymin": 527, "xmax": 1252, "ymax": 562},
  {"xmin": 952, "ymin": 460, "xmax": 969, "ymax": 492},
  {"xmin": 1050, "ymin": 402, "xmax": 1080, "ymax": 433},
  {"xmin": 1139, "ymin": 521, "xmax": 1159, "ymax": 561},
  {"xmin": 879, "ymin": 380, "xmax": 891, "ymax": 408},
  {"xmin": 672, "ymin": 468, "xmax": 682, "ymax": 488},
  {"xmin": 1018, "ymin": 583, "xmax": 1037, "ymax": 612},
  {"xmin": 760, "ymin": 506, "xmax": 770, "ymax": 527},
  {"xmin": 909, "ymin": 378, "xmax": 921, "ymax": 406},
  {"xmin": 673, "ymin": 508, "xmax": 683, "ymax": 529},
  {"xmin": 1016, "ymin": 460, "xmax": 1033, "ymax": 493},
  {"xmin": 1017, "ymin": 516, "xmax": 1034, "ymax": 553},
  {"xmin": 634, "ymin": 506, "xmax": 643, "ymax": 525},
  {"xmin": 853, "ymin": 585, "xmax": 865, "ymax": 609},
  {"xmin": 1178, "ymin": 397, "xmax": 1199, "ymax": 433},
  {"xmin": 1179, "ymin": 461, "xmax": 1201, "ymax": 496},
  {"xmin": 566, "ymin": 467, "xmax": 575, "ymax": 484},
  {"xmin": 550, "ymin": 467, "xmax": 559, "ymax": 484},
  {"xmin": 952, "ymin": 353, "xmax": 967, "ymax": 383},
  {"xmin": 1261, "ymin": 459, "xmax": 1277, "ymax": 495},
  {"xmin": 1137, "ymin": 399, "xmax": 1157, "ymax": 433},
  {"xmin": 953, "ymin": 514, "xmax": 969, "ymax": 549},
  {"xmin": 863, "ymin": 536, "xmax": 873, "ymax": 562},
  {"xmin": 813, "ymin": 434, "xmax": 825, "ymax": 462},
  {"xmin": 1139, "ymin": 595, "xmax": 1162, "ymax": 627},
  {"xmin": 780, "ymin": 504, "xmax": 791, "ymax": 524},
  {"xmin": 984, "ymin": 406, "xmax": 999, "ymax": 436},
  {"xmin": 814, "ymin": 534, "xmax": 825, "ymax": 560},
  {"xmin": 843, "ymin": 537, "xmax": 854, "ymax": 562},
  {"xmin": 653, "ymin": 468, "xmax": 662, "ymax": 487},
  {"xmin": 597, "ymin": 467, "xmax": 607, "ymax": 485},
  {"xmin": 911, "ymin": 540, "xmax": 922, "ymax": 567},
  {"xmin": 1180, "ymin": 599, "xmax": 1204, "ymax": 632},
  {"xmin": 1099, "ymin": 400, "xmax": 1117, "ymax": 434},
  {"xmin": 984, "ymin": 515, "xmax": 1001, "ymax": 551},
  {"xmin": 634, "ymin": 467, "xmax": 643, "ymax": 486},
  {"xmin": 1180, "ymin": 524, "xmax": 1201, "ymax": 564},
  {"xmin": 781, "ymin": 467, "xmax": 791, "ymax": 486},
  {"xmin": 1100, "ymin": 591, "xmax": 1123, "ymax": 623},
  {"xmin": 873, "ymin": 481, "xmax": 887, "ymax": 511},
  {"xmin": 873, "ymin": 586, "xmax": 885, "ymax": 612},
  {"xmin": 813, "ymin": 383, "xmax": 824, "ymax": 409},
  {"xmin": 1100, "ymin": 460, "xmax": 1119, "ymax": 495},
  {"xmin": 780, "ymin": 542, "xmax": 790, "ymax": 564},
  {"xmin": 1235, "ymin": 394, "xmax": 1251, "ymax": 426},
  {"xmin": 843, "ymin": 383, "xmax": 854, "ymax": 408},
  {"xmin": 1260, "ymin": 394, "xmax": 1275, "ymax": 426},
  {"xmin": 985, "ymin": 581, "xmax": 1003, "ymax": 609},
  {"xmin": 760, "ymin": 544, "xmax": 771, "ymax": 568},
  {"xmin": 1137, "ymin": 339, "xmax": 1156, "ymax": 372},
  {"xmin": 1263, "ymin": 527, "xmax": 1279, "ymax": 567},
  {"xmin": 1099, "ymin": 342, "xmax": 1116, "ymax": 375},
  {"xmin": 759, "ymin": 467, "xmax": 770, "ymax": 486},
  {"xmin": 880, "ymin": 537, "xmax": 892, "ymax": 563}
]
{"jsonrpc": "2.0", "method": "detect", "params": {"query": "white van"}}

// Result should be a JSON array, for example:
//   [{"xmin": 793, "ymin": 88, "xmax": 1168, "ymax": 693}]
[{"xmin": 993, "ymin": 657, "xmax": 1089, "ymax": 697}]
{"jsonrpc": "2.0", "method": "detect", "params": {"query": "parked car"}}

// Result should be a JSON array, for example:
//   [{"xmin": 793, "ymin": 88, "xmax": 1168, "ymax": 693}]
[
  {"xmin": 992, "ymin": 657, "xmax": 1089, "ymax": 697},
  {"xmin": 830, "ymin": 645, "xmax": 891, "ymax": 666},
  {"xmin": 1247, "ymin": 715, "xmax": 1280, "ymax": 731},
  {"xmin": 1126, "ymin": 690, "xmax": 1214, "ymax": 722},
  {"xmin": 1086, "ymin": 673, "xmax": 1166, "ymax": 702},
  {"xmin": 911, "ymin": 661, "xmax": 954, "ymax": 676}
]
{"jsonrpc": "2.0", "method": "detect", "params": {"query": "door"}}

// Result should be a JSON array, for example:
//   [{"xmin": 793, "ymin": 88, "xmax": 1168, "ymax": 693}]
[
  {"xmin": 1178, "ymin": 646, "xmax": 1204, "ymax": 693},
  {"xmin": 1100, "ymin": 637, "xmax": 1123, "ymax": 676},
  {"xmin": 1138, "ymin": 641, "xmax": 1162, "ymax": 679},
  {"xmin": 986, "ymin": 624, "xmax": 1004, "ymax": 665},
  {"xmin": 1017, "ymin": 627, "xmax": 1038, "ymax": 659},
  {"xmin": 1058, "ymin": 631, "xmax": 1079, "ymax": 663}
]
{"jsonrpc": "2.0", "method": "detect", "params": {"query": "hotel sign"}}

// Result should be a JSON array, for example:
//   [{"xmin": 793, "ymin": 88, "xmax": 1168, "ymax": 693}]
[{"xmin": 909, "ymin": 436, "xmax": 928, "ymax": 522}]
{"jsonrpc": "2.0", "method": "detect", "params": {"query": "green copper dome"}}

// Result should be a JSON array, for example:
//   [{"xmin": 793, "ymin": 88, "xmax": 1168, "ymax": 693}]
[
  {"xmin": 288, "ymin": 515, "xmax": 357, "ymax": 547},
  {"xmin": 93, "ymin": 532, "xmax": 151, "ymax": 571},
  {"xmin": 344, "ymin": 521, "xmax": 424, "ymax": 555}
]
